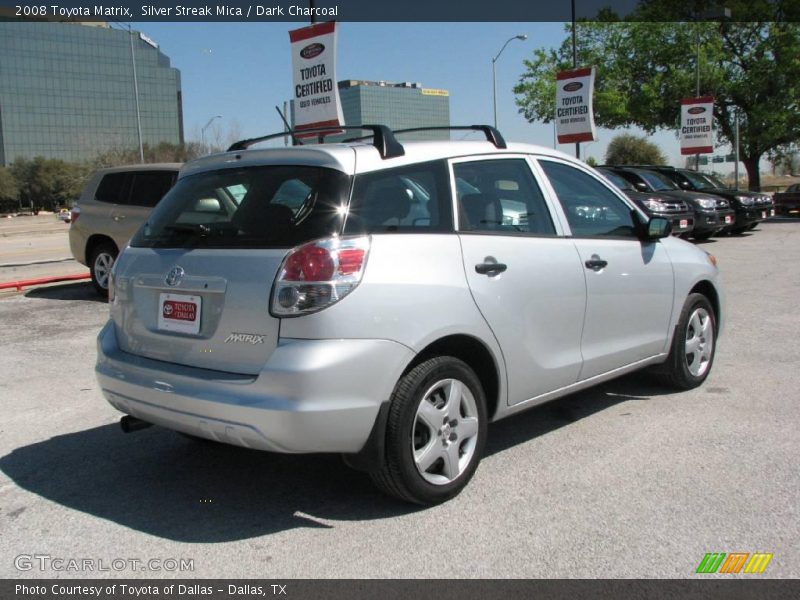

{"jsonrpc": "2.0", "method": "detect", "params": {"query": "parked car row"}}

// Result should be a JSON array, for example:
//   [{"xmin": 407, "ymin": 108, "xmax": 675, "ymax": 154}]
[{"xmin": 596, "ymin": 165, "xmax": 775, "ymax": 242}]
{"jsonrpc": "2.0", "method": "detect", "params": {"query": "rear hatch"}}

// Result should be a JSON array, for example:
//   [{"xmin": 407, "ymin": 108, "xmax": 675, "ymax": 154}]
[{"xmin": 111, "ymin": 163, "xmax": 351, "ymax": 375}]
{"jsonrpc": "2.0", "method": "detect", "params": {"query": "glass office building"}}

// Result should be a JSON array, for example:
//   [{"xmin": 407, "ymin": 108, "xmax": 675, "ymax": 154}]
[
  {"xmin": 291, "ymin": 80, "xmax": 450, "ymax": 141},
  {"xmin": 0, "ymin": 21, "xmax": 183, "ymax": 166}
]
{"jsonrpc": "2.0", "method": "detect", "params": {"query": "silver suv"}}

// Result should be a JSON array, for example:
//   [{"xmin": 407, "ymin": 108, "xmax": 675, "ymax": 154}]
[
  {"xmin": 69, "ymin": 164, "xmax": 181, "ymax": 295},
  {"xmin": 97, "ymin": 126, "xmax": 723, "ymax": 504}
]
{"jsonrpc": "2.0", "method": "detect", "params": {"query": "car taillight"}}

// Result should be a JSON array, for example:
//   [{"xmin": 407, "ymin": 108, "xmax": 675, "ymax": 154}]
[
  {"xmin": 70, "ymin": 206, "xmax": 80, "ymax": 223},
  {"xmin": 271, "ymin": 236, "xmax": 370, "ymax": 317}
]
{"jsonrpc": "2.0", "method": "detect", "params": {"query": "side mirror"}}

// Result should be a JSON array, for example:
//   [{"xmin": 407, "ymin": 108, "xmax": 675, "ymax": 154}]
[{"xmin": 645, "ymin": 216, "xmax": 672, "ymax": 240}]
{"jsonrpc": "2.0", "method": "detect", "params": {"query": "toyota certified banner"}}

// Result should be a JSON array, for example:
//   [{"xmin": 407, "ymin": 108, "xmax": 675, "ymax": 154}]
[
  {"xmin": 555, "ymin": 67, "xmax": 597, "ymax": 144},
  {"xmin": 680, "ymin": 96, "xmax": 715, "ymax": 155},
  {"xmin": 288, "ymin": 21, "xmax": 344, "ymax": 137}
]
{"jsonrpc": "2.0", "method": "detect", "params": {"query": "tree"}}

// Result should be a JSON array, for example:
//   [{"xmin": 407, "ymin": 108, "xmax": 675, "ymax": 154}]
[
  {"xmin": 10, "ymin": 157, "xmax": 87, "ymax": 212},
  {"xmin": 513, "ymin": 0, "xmax": 800, "ymax": 190},
  {"xmin": 90, "ymin": 142, "xmax": 203, "ymax": 169},
  {"xmin": 605, "ymin": 134, "xmax": 667, "ymax": 165},
  {"xmin": 0, "ymin": 167, "xmax": 19, "ymax": 213}
]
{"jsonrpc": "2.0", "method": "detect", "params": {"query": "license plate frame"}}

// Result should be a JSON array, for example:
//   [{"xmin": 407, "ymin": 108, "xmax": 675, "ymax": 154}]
[{"xmin": 158, "ymin": 293, "xmax": 202, "ymax": 335}]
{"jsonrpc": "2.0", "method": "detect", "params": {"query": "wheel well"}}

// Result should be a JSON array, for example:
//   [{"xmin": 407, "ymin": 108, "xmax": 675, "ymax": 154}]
[
  {"xmin": 85, "ymin": 235, "xmax": 117, "ymax": 265},
  {"xmin": 407, "ymin": 335, "xmax": 501, "ymax": 420},
  {"xmin": 690, "ymin": 280, "xmax": 720, "ymax": 323}
]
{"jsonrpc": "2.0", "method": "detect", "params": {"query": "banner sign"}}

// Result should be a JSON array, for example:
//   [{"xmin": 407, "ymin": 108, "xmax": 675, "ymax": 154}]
[
  {"xmin": 555, "ymin": 67, "xmax": 597, "ymax": 144},
  {"xmin": 288, "ymin": 21, "xmax": 344, "ymax": 137},
  {"xmin": 680, "ymin": 96, "xmax": 714, "ymax": 155}
]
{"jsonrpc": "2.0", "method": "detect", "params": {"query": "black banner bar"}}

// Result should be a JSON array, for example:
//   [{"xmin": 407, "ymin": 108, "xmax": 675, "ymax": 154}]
[{"xmin": 3, "ymin": 580, "xmax": 800, "ymax": 600}]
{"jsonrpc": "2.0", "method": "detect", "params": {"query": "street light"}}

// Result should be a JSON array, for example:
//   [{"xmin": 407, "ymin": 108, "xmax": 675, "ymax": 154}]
[
  {"xmin": 492, "ymin": 34, "xmax": 527, "ymax": 129},
  {"xmin": 201, "ymin": 115, "xmax": 222, "ymax": 152}
]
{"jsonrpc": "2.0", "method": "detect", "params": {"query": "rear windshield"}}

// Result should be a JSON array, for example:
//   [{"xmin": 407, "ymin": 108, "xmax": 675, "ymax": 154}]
[{"xmin": 131, "ymin": 166, "xmax": 350, "ymax": 249}]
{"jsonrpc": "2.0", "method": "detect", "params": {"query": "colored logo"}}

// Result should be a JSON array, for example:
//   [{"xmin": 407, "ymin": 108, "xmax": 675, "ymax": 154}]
[
  {"xmin": 688, "ymin": 106, "xmax": 706, "ymax": 114},
  {"xmin": 563, "ymin": 82, "xmax": 583, "ymax": 92},
  {"xmin": 696, "ymin": 552, "xmax": 773, "ymax": 574},
  {"xmin": 300, "ymin": 43, "xmax": 325, "ymax": 59}
]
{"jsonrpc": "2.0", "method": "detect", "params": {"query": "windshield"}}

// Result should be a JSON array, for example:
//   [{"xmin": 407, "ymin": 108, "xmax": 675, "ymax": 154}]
[
  {"xmin": 701, "ymin": 173, "xmax": 729, "ymax": 189},
  {"xmin": 131, "ymin": 166, "xmax": 350, "ymax": 249},
  {"xmin": 598, "ymin": 169, "xmax": 634, "ymax": 191},
  {"xmin": 637, "ymin": 170, "xmax": 679, "ymax": 191},
  {"xmin": 681, "ymin": 170, "xmax": 717, "ymax": 190}
]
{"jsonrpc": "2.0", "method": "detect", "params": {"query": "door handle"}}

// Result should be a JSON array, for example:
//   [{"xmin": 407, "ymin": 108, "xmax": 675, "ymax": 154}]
[
  {"xmin": 584, "ymin": 256, "xmax": 608, "ymax": 271},
  {"xmin": 475, "ymin": 262, "xmax": 507, "ymax": 275},
  {"xmin": 112, "ymin": 214, "xmax": 126, "ymax": 221}
]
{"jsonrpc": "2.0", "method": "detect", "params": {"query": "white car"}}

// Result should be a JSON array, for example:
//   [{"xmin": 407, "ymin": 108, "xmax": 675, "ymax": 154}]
[{"xmin": 97, "ymin": 125, "xmax": 723, "ymax": 505}]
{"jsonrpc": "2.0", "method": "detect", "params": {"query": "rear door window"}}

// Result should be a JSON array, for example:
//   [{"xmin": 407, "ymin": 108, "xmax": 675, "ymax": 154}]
[
  {"xmin": 128, "ymin": 171, "xmax": 177, "ymax": 207},
  {"xmin": 131, "ymin": 166, "xmax": 350, "ymax": 249},
  {"xmin": 95, "ymin": 173, "xmax": 129, "ymax": 204},
  {"xmin": 453, "ymin": 159, "xmax": 556, "ymax": 235}
]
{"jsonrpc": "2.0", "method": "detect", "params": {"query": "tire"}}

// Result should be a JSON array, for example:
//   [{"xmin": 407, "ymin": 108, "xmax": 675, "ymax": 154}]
[
  {"xmin": 370, "ymin": 356, "xmax": 488, "ymax": 505},
  {"xmin": 89, "ymin": 241, "xmax": 118, "ymax": 297},
  {"xmin": 729, "ymin": 226, "xmax": 748, "ymax": 235},
  {"xmin": 746, "ymin": 222, "xmax": 758, "ymax": 231},
  {"xmin": 655, "ymin": 293, "xmax": 716, "ymax": 390},
  {"xmin": 692, "ymin": 231, "xmax": 714, "ymax": 241}
]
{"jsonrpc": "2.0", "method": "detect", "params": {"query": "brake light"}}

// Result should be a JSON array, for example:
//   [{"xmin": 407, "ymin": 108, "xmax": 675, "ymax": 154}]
[
  {"xmin": 271, "ymin": 236, "xmax": 370, "ymax": 317},
  {"xmin": 70, "ymin": 206, "xmax": 80, "ymax": 223}
]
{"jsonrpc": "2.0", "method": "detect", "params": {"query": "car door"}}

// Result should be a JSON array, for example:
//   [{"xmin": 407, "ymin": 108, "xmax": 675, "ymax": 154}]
[
  {"xmin": 537, "ymin": 158, "xmax": 674, "ymax": 380},
  {"xmin": 453, "ymin": 156, "xmax": 586, "ymax": 406}
]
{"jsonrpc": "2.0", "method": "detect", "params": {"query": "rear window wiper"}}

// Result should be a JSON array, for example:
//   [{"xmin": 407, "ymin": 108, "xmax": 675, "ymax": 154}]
[{"xmin": 163, "ymin": 224, "xmax": 211, "ymax": 236}]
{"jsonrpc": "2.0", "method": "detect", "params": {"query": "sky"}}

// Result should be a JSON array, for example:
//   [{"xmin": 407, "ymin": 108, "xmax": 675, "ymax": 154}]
[{"xmin": 136, "ymin": 21, "xmax": 695, "ymax": 166}]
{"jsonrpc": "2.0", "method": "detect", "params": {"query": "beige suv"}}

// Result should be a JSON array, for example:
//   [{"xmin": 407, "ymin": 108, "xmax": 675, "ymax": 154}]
[{"xmin": 69, "ymin": 164, "xmax": 181, "ymax": 295}]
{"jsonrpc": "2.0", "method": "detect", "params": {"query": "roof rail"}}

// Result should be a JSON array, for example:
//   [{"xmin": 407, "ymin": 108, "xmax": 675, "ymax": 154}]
[
  {"xmin": 227, "ymin": 125, "xmax": 405, "ymax": 159},
  {"xmin": 392, "ymin": 125, "xmax": 507, "ymax": 149}
]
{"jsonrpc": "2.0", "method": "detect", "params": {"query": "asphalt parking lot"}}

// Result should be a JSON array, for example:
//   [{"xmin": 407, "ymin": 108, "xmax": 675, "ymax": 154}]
[{"xmin": 1, "ymin": 220, "xmax": 798, "ymax": 579}]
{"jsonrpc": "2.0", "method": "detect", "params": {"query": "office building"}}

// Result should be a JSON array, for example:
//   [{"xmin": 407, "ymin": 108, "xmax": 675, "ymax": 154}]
[
  {"xmin": 291, "ymin": 80, "xmax": 450, "ymax": 141},
  {"xmin": 0, "ymin": 21, "xmax": 183, "ymax": 166}
]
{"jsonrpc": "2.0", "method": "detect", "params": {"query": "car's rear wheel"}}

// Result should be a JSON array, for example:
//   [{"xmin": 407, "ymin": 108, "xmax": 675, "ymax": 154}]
[
  {"xmin": 89, "ymin": 241, "xmax": 118, "ymax": 297},
  {"xmin": 370, "ymin": 356, "xmax": 487, "ymax": 505},
  {"xmin": 655, "ymin": 293, "xmax": 716, "ymax": 390}
]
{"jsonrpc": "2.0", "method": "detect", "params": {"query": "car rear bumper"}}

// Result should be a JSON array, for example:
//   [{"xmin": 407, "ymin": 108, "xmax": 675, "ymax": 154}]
[{"xmin": 96, "ymin": 321, "xmax": 414, "ymax": 454}]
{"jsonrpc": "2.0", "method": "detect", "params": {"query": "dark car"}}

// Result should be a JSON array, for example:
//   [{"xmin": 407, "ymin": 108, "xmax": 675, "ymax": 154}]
[
  {"xmin": 596, "ymin": 168, "xmax": 695, "ymax": 236},
  {"xmin": 600, "ymin": 166, "xmax": 734, "ymax": 241},
  {"xmin": 697, "ymin": 172, "xmax": 774, "ymax": 230},
  {"xmin": 773, "ymin": 183, "xmax": 800, "ymax": 216},
  {"xmin": 626, "ymin": 166, "xmax": 765, "ymax": 234}
]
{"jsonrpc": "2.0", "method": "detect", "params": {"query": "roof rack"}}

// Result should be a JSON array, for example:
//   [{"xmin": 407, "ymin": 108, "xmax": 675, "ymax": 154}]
[
  {"xmin": 392, "ymin": 125, "xmax": 507, "ymax": 149},
  {"xmin": 227, "ymin": 125, "xmax": 405, "ymax": 159},
  {"xmin": 226, "ymin": 123, "xmax": 507, "ymax": 159}
]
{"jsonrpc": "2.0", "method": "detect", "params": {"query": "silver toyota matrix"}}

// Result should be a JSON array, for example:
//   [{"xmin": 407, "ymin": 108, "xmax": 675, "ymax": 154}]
[{"xmin": 97, "ymin": 125, "xmax": 723, "ymax": 504}]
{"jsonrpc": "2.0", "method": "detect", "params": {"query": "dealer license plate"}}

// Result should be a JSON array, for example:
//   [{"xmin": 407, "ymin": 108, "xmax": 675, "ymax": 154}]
[
  {"xmin": 724, "ymin": 215, "xmax": 733, "ymax": 224},
  {"xmin": 158, "ymin": 293, "xmax": 201, "ymax": 335},
  {"xmin": 679, "ymin": 219, "xmax": 688, "ymax": 229},
  {"xmin": 770, "ymin": 209, "xmax": 775, "ymax": 217},
  {"xmin": 762, "ymin": 211, "xmax": 767, "ymax": 219}
]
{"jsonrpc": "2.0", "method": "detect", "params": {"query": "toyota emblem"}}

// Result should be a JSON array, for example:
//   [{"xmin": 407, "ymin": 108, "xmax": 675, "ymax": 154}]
[{"xmin": 166, "ymin": 266, "xmax": 185, "ymax": 286}]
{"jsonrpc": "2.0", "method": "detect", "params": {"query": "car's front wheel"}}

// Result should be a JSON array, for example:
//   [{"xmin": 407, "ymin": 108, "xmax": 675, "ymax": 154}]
[
  {"xmin": 656, "ymin": 293, "xmax": 716, "ymax": 390},
  {"xmin": 89, "ymin": 241, "xmax": 118, "ymax": 297},
  {"xmin": 370, "ymin": 356, "xmax": 488, "ymax": 505}
]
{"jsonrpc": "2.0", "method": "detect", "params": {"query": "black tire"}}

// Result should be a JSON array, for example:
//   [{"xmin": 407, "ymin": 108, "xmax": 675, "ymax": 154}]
[
  {"xmin": 655, "ymin": 293, "xmax": 717, "ymax": 390},
  {"xmin": 692, "ymin": 231, "xmax": 714, "ymax": 241},
  {"xmin": 746, "ymin": 222, "xmax": 758, "ymax": 231},
  {"xmin": 370, "ymin": 356, "xmax": 488, "ymax": 505},
  {"xmin": 89, "ymin": 241, "xmax": 118, "ymax": 297},
  {"xmin": 729, "ymin": 226, "xmax": 748, "ymax": 235}
]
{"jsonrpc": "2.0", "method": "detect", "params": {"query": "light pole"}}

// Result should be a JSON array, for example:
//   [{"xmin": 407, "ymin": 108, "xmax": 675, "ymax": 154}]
[
  {"xmin": 201, "ymin": 115, "xmax": 222, "ymax": 152},
  {"xmin": 492, "ymin": 34, "xmax": 527, "ymax": 129},
  {"xmin": 127, "ymin": 26, "xmax": 144, "ymax": 163}
]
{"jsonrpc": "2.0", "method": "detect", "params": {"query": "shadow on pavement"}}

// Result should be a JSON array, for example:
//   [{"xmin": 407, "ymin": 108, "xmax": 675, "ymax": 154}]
[
  {"xmin": 0, "ymin": 372, "xmax": 676, "ymax": 542},
  {"xmin": 25, "ymin": 281, "xmax": 105, "ymax": 303}
]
